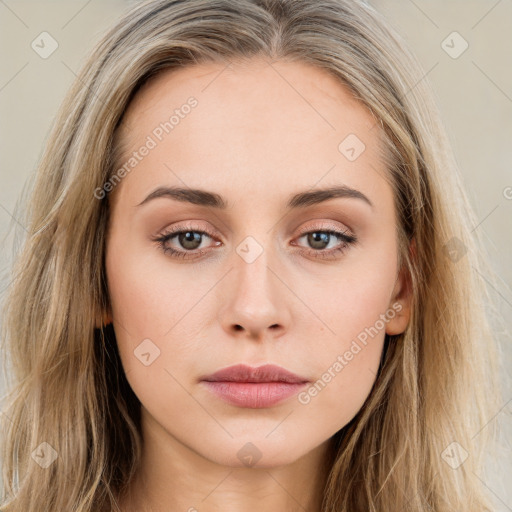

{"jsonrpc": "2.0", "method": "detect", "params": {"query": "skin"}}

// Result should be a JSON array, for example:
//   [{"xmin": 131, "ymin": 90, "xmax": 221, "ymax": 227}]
[{"xmin": 103, "ymin": 57, "xmax": 412, "ymax": 512}]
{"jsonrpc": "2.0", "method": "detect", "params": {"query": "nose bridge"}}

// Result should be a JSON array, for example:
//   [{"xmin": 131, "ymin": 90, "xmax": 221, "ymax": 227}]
[
  {"xmin": 234, "ymin": 235, "xmax": 277, "ymax": 313},
  {"xmin": 218, "ymin": 233, "xmax": 290, "ymax": 337}
]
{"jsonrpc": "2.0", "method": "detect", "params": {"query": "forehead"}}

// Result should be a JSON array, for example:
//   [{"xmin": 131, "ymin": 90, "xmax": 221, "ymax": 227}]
[
  {"xmin": 111, "ymin": 58, "xmax": 391, "ymax": 211},
  {"xmin": 120, "ymin": 57, "xmax": 378, "ymax": 142}
]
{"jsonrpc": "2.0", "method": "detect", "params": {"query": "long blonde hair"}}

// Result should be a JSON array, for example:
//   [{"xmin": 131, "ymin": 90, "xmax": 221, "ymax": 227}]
[{"xmin": 0, "ymin": 0, "xmax": 503, "ymax": 510}]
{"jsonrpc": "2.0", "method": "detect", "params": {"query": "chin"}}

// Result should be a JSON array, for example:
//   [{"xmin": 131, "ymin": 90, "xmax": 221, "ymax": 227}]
[{"xmin": 198, "ymin": 436, "xmax": 315, "ymax": 469}]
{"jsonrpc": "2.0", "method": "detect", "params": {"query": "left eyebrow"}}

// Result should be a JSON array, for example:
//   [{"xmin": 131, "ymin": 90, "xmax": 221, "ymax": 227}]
[
  {"xmin": 287, "ymin": 185, "xmax": 373, "ymax": 209},
  {"xmin": 136, "ymin": 185, "xmax": 374, "ymax": 210}
]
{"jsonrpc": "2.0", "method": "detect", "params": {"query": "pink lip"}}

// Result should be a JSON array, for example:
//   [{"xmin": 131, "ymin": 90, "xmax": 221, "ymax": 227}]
[{"xmin": 200, "ymin": 364, "xmax": 310, "ymax": 409}]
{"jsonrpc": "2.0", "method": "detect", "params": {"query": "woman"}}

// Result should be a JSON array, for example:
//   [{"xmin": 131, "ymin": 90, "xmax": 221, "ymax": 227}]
[{"xmin": 0, "ymin": 0, "xmax": 503, "ymax": 510}]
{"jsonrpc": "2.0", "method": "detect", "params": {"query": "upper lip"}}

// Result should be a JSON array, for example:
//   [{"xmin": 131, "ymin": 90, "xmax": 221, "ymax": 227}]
[{"xmin": 201, "ymin": 364, "xmax": 310, "ymax": 384}]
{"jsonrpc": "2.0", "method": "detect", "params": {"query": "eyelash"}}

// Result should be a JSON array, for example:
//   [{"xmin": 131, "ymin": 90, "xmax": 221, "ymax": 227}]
[{"xmin": 153, "ymin": 223, "xmax": 357, "ymax": 261}]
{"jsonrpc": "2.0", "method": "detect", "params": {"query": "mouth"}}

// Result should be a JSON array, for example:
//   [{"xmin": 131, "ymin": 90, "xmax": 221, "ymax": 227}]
[{"xmin": 200, "ymin": 363, "xmax": 310, "ymax": 408}]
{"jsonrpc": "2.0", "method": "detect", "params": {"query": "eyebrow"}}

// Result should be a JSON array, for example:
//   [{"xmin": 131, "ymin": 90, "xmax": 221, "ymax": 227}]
[{"xmin": 136, "ymin": 185, "xmax": 374, "ymax": 209}]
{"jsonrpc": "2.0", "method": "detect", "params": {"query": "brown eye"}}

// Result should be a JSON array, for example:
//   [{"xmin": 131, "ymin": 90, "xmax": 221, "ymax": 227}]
[
  {"xmin": 176, "ymin": 231, "xmax": 203, "ymax": 250},
  {"xmin": 154, "ymin": 225, "xmax": 220, "ymax": 260},
  {"xmin": 307, "ymin": 232, "xmax": 333, "ymax": 250},
  {"xmin": 294, "ymin": 228, "xmax": 357, "ymax": 260}
]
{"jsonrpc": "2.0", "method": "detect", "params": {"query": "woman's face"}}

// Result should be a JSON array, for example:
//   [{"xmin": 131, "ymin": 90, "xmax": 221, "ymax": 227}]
[{"xmin": 105, "ymin": 58, "xmax": 411, "ymax": 468}]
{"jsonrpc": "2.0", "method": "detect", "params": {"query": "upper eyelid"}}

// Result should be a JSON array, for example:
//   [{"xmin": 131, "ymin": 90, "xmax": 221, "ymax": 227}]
[
  {"xmin": 296, "ymin": 223, "xmax": 353, "ymax": 236},
  {"xmin": 159, "ymin": 224, "xmax": 217, "ymax": 239}
]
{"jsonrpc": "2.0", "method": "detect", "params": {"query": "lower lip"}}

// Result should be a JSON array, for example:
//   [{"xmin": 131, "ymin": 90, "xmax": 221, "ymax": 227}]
[{"xmin": 202, "ymin": 381, "xmax": 308, "ymax": 408}]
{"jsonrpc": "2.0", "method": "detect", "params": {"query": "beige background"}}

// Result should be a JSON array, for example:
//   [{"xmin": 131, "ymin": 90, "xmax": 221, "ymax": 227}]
[{"xmin": 0, "ymin": 0, "xmax": 510, "ymax": 507}]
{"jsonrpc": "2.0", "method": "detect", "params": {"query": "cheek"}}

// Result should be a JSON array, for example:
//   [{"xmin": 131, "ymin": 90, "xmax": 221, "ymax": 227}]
[
  {"xmin": 293, "ymin": 250, "xmax": 397, "ymax": 421},
  {"xmin": 300, "ymin": 243, "xmax": 398, "ymax": 346},
  {"xmin": 106, "ymin": 238, "xmax": 199, "ymax": 339},
  {"xmin": 105, "ymin": 246, "xmax": 205, "ymax": 414},
  {"xmin": 105, "ymin": 234, "xmax": 221, "ymax": 376},
  {"xmin": 319, "ymin": 273, "xmax": 393, "ymax": 343}
]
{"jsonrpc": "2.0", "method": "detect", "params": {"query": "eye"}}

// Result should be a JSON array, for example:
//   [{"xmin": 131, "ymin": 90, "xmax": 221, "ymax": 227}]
[
  {"xmin": 292, "ymin": 228, "xmax": 357, "ymax": 260},
  {"xmin": 153, "ymin": 224, "xmax": 220, "ymax": 260}
]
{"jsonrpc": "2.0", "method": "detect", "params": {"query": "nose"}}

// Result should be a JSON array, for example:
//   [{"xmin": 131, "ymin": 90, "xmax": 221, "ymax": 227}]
[{"xmin": 217, "ymin": 244, "xmax": 292, "ymax": 341}]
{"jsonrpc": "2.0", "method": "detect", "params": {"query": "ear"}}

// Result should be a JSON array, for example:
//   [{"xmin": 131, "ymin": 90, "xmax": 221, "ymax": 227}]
[{"xmin": 385, "ymin": 239, "xmax": 414, "ymax": 336}]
